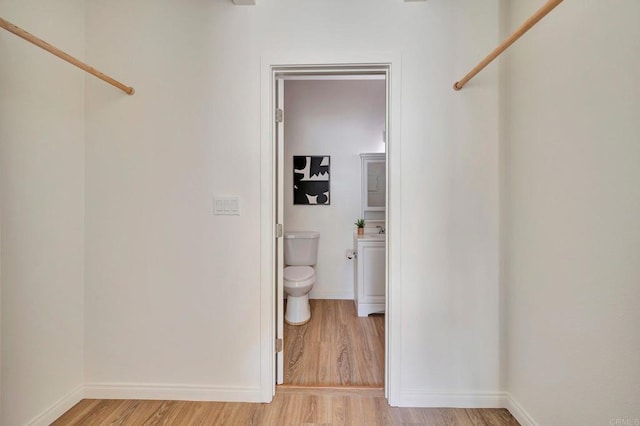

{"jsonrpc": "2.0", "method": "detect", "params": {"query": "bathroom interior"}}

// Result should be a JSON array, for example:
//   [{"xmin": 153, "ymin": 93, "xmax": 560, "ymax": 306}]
[{"xmin": 280, "ymin": 75, "xmax": 387, "ymax": 388}]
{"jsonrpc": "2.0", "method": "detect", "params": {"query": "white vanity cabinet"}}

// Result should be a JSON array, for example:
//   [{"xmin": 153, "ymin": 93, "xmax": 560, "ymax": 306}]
[{"xmin": 353, "ymin": 235, "xmax": 386, "ymax": 317}]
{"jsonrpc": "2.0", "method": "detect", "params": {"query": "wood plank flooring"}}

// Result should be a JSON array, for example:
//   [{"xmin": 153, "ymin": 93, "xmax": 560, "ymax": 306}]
[
  {"xmin": 284, "ymin": 299, "xmax": 384, "ymax": 387},
  {"xmin": 53, "ymin": 299, "xmax": 519, "ymax": 425},
  {"xmin": 53, "ymin": 388, "xmax": 519, "ymax": 425}
]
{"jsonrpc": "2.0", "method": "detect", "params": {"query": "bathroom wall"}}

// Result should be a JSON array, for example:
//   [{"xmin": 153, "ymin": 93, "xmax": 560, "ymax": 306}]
[
  {"xmin": 0, "ymin": 1, "xmax": 85, "ymax": 424},
  {"xmin": 284, "ymin": 79, "xmax": 386, "ymax": 299},
  {"xmin": 503, "ymin": 0, "xmax": 640, "ymax": 424}
]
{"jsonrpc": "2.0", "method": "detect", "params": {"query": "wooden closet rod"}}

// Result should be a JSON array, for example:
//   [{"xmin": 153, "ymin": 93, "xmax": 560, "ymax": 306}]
[
  {"xmin": 0, "ymin": 17, "xmax": 135, "ymax": 95},
  {"xmin": 453, "ymin": 0, "xmax": 563, "ymax": 91}
]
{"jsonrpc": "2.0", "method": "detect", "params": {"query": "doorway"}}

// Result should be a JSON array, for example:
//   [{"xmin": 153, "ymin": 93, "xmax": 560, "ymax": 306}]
[
  {"xmin": 259, "ymin": 56, "xmax": 401, "ymax": 404},
  {"xmin": 278, "ymin": 76, "xmax": 387, "ymax": 388}
]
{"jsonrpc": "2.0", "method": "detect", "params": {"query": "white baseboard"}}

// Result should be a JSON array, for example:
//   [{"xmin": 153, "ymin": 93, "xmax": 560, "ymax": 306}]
[
  {"xmin": 27, "ymin": 385, "xmax": 84, "ymax": 426},
  {"xmin": 84, "ymin": 383, "xmax": 263, "ymax": 402},
  {"xmin": 503, "ymin": 393, "xmax": 537, "ymax": 426},
  {"xmin": 309, "ymin": 291, "xmax": 353, "ymax": 300},
  {"xmin": 397, "ymin": 390, "xmax": 537, "ymax": 425},
  {"xmin": 356, "ymin": 303, "xmax": 385, "ymax": 317},
  {"xmin": 396, "ymin": 390, "xmax": 507, "ymax": 408},
  {"xmin": 26, "ymin": 384, "xmax": 535, "ymax": 425}
]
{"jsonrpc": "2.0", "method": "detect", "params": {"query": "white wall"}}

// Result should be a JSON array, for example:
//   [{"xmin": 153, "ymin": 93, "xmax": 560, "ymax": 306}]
[
  {"xmin": 83, "ymin": 0, "xmax": 501, "ymax": 403},
  {"xmin": 503, "ymin": 1, "xmax": 640, "ymax": 424},
  {"xmin": 0, "ymin": 1, "xmax": 85, "ymax": 424},
  {"xmin": 283, "ymin": 80, "xmax": 386, "ymax": 300},
  {"xmin": 4, "ymin": 0, "xmax": 637, "ymax": 419}
]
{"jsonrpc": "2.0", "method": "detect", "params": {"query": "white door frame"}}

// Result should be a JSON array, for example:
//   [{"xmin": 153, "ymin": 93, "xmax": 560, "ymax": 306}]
[
  {"xmin": 275, "ymin": 78, "xmax": 285, "ymax": 385},
  {"xmin": 259, "ymin": 52, "xmax": 402, "ymax": 405}
]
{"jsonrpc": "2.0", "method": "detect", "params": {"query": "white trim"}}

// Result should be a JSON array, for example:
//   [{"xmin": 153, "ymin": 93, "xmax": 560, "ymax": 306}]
[
  {"xmin": 384, "ymin": 52, "xmax": 402, "ymax": 405},
  {"xmin": 357, "ymin": 303, "xmax": 386, "ymax": 317},
  {"xmin": 260, "ymin": 51, "xmax": 402, "ymax": 405},
  {"xmin": 504, "ymin": 393, "xmax": 538, "ymax": 426},
  {"xmin": 84, "ymin": 383, "xmax": 262, "ymax": 402},
  {"xmin": 279, "ymin": 74, "xmax": 385, "ymax": 81},
  {"xmin": 309, "ymin": 291, "xmax": 354, "ymax": 300},
  {"xmin": 260, "ymin": 55, "xmax": 276, "ymax": 402},
  {"xmin": 26, "ymin": 385, "xmax": 83, "ymax": 426},
  {"xmin": 396, "ymin": 390, "xmax": 507, "ymax": 409},
  {"xmin": 396, "ymin": 390, "xmax": 536, "ymax": 425}
]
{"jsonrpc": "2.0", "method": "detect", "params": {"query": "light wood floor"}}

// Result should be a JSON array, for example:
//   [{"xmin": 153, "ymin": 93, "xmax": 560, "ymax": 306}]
[
  {"xmin": 53, "ymin": 387, "xmax": 519, "ymax": 425},
  {"xmin": 53, "ymin": 299, "xmax": 519, "ymax": 425},
  {"xmin": 284, "ymin": 299, "xmax": 384, "ymax": 387}
]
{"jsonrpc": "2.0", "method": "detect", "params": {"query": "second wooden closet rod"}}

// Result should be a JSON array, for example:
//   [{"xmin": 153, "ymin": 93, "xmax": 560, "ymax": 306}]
[{"xmin": 454, "ymin": 0, "xmax": 564, "ymax": 91}]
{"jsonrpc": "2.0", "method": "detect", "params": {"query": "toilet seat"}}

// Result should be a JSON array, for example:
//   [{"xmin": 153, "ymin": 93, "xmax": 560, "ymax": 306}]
[
  {"xmin": 283, "ymin": 266, "xmax": 315, "ymax": 292},
  {"xmin": 284, "ymin": 266, "xmax": 314, "ymax": 282}
]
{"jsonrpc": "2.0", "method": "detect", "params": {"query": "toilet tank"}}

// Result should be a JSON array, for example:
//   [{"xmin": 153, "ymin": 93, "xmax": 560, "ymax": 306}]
[{"xmin": 284, "ymin": 231, "xmax": 320, "ymax": 266}]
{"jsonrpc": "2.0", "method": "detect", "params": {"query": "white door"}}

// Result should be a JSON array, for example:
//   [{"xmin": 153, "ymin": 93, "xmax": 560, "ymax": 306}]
[{"xmin": 275, "ymin": 78, "xmax": 285, "ymax": 385}]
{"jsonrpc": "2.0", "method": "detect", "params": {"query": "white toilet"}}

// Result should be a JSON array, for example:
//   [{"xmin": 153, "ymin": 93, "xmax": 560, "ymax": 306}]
[{"xmin": 283, "ymin": 231, "xmax": 319, "ymax": 325}]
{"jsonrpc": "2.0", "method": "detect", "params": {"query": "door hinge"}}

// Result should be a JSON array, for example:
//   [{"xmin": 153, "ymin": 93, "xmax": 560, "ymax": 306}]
[
  {"xmin": 275, "ymin": 338, "xmax": 283, "ymax": 353},
  {"xmin": 276, "ymin": 223, "xmax": 283, "ymax": 238},
  {"xmin": 275, "ymin": 108, "xmax": 283, "ymax": 123}
]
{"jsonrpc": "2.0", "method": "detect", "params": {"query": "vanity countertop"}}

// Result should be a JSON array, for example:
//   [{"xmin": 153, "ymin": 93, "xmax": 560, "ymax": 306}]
[{"xmin": 354, "ymin": 232, "xmax": 386, "ymax": 242}]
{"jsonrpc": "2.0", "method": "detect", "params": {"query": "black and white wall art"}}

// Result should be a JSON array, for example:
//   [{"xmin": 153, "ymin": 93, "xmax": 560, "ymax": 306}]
[{"xmin": 293, "ymin": 156, "xmax": 330, "ymax": 205}]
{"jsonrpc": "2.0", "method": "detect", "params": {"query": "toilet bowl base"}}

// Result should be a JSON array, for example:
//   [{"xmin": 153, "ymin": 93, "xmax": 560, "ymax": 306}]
[
  {"xmin": 285, "ymin": 317, "xmax": 311, "ymax": 326},
  {"xmin": 285, "ymin": 294, "xmax": 311, "ymax": 325}
]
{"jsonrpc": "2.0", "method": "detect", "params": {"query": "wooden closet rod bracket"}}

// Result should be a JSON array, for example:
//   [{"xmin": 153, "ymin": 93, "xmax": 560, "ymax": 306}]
[
  {"xmin": 453, "ymin": 0, "xmax": 564, "ymax": 91},
  {"xmin": 0, "ymin": 16, "xmax": 135, "ymax": 95}
]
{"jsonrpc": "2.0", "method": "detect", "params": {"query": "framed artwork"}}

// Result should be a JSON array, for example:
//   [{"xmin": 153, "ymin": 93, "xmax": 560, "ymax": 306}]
[{"xmin": 293, "ymin": 155, "xmax": 330, "ymax": 205}]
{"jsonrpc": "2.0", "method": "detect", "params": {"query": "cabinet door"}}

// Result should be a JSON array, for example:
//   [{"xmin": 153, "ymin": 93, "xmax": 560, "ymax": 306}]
[
  {"xmin": 361, "ymin": 243, "xmax": 386, "ymax": 299},
  {"xmin": 361, "ymin": 154, "xmax": 386, "ymax": 224}
]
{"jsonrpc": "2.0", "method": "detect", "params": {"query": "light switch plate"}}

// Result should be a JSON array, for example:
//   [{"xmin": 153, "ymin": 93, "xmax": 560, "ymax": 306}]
[{"xmin": 214, "ymin": 196, "xmax": 240, "ymax": 215}]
